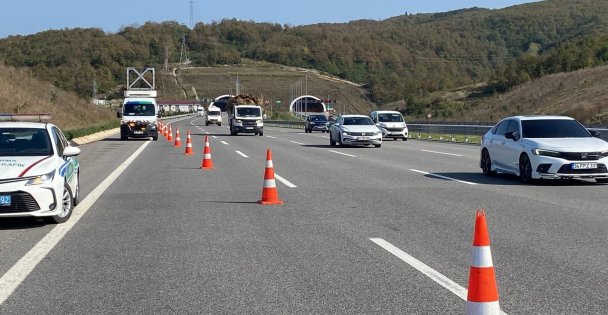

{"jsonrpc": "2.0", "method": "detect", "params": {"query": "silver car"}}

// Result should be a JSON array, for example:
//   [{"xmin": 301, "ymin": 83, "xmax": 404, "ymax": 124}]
[
  {"xmin": 480, "ymin": 115, "xmax": 608, "ymax": 183},
  {"xmin": 329, "ymin": 115, "xmax": 382, "ymax": 148}
]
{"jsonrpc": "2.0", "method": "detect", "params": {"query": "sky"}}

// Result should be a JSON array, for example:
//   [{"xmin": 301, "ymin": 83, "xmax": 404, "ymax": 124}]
[{"xmin": 0, "ymin": 0, "xmax": 540, "ymax": 39}]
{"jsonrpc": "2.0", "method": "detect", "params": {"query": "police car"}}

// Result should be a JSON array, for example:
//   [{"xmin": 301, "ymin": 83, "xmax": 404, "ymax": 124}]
[{"xmin": 0, "ymin": 114, "xmax": 80, "ymax": 223}]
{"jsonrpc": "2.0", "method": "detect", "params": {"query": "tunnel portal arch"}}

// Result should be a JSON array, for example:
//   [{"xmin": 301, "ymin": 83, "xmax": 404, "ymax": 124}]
[{"xmin": 290, "ymin": 95, "xmax": 326, "ymax": 114}]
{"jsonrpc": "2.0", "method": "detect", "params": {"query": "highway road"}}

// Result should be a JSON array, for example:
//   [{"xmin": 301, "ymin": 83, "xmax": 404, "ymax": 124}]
[{"xmin": 1, "ymin": 116, "xmax": 607, "ymax": 314}]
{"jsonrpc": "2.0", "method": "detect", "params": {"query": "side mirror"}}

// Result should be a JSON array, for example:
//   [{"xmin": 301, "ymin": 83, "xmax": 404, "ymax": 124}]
[
  {"xmin": 63, "ymin": 146, "xmax": 81, "ymax": 157},
  {"xmin": 590, "ymin": 130, "xmax": 601, "ymax": 137},
  {"xmin": 116, "ymin": 111, "xmax": 122, "ymax": 118},
  {"xmin": 333, "ymin": 123, "xmax": 340, "ymax": 127},
  {"xmin": 157, "ymin": 113, "xmax": 162, "ymax": 118},
  {"xmin": 505, "ymin": 131, "xmax": 520, "ymax": 141}
]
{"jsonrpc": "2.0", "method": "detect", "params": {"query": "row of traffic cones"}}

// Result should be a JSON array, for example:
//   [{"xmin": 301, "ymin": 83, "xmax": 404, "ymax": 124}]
[{"xmin": 159, "ymin": 121, "xmax": 282, "ymax": 205}]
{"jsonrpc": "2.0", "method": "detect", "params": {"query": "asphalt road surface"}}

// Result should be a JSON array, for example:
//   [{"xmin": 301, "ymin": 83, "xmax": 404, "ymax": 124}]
[{"xmin": 1, "ymin": 116, "xmax": 607, "ymax": 314}]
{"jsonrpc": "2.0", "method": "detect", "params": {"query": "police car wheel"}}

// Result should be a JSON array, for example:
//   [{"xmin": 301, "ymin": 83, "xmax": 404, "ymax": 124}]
[{"xmin": 44, "ymin": 183, "xmax": 73, "ymax": 224}]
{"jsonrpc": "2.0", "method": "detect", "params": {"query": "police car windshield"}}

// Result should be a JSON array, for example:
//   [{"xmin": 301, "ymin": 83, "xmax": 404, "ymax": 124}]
[
  {"xmin": 124, "ymin": 102, "xmax": 155, "ymax": 116},
  {"xmin": 378, "ymin": 113, "xmax": 404, "ymax": 122},
  {"xmin": 0, "ymin": 128, "xmax": 53, "ymax": 156}
]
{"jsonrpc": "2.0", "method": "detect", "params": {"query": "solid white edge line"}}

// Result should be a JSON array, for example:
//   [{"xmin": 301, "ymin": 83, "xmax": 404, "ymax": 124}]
[
  {"xmin": 221, "ymin": 141, "xmax": 229, "ymax": 145},
  {"xmin": 328, "ymin": 150, "xmax": 357, "ymax": 158},
  {"xmin": 274, "ymin": 173, "xmax": 297, "ymax": 188},
  {"xmin": 409, "ymin": 169, "xmax": 477, "ymax": 185},
  {"xmin": 289, "ymin": 141, "xmax": 305, "ymax": 145},
  {"xmin": 421, "ymin": 149, "xmax": 463, "ymax": 157},
  {"xmin": 370, "ymin": 238, "xmax": 468, "ymax": 301},
  {"xmin": 235, "ymin": 151, "xmax": 249, "ymax": 158},
  {"xmin": 0, "ymin": 141, "xmax": 152, "ymax": 305}
]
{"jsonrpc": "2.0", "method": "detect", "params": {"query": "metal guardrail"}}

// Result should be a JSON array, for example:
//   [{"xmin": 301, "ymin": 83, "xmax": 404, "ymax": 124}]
[{"xmin": 264, "ymin": 120, "xmax": 608, "ymax": 143}]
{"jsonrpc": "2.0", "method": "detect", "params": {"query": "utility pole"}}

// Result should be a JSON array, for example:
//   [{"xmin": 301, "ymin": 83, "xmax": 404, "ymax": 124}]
[
  {"xmin": 92, "ymin": 79, "xmax": 97, "ymax": 104},
  {"xmin": 189, "ymin": 0, "xmax": 194, "ymax": 28}
]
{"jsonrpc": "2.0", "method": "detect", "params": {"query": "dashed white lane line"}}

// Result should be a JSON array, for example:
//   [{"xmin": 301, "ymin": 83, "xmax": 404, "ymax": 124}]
[
  {"xmin": 421, "ymin": 149, "xmax": 463, "ymax": 157},
  {"xmin": 274, "ymin": 173, "xmax": 297, "ymax": 188},
  {"xmin": 409, "ymin": 169, "xmax": 478, "ymax": 185},
  {"xmin": 211, "ymin": 136, "xmax": 218, "ymax": 139},
  {"xmin": 266, "ymin": 136, "xmax": 277, "ymax": 139},
  {"xmin": 289, "ymin": 141, "xmax": 305, "ymax": 145},
  {"xmin": 370, "ymin": 238, "xmax": 468, "ymax": 300},
  {"xmin": 328, "ymin": 150, "xmax": 357, "ymax": 158},
  {"xmin": 221, "ymin": 141, "xmax": 229, "ymax": 145},
  {"xmin": 0, "ymin": 142, "xmax": 152, "ymax": 305},
  {"xmin": 371, "ymin": 238, "xmax": 509, "ymax": 315},
  {"xmin": 235, "ymin": 151, "xmax": 248, "ymax": 158}
]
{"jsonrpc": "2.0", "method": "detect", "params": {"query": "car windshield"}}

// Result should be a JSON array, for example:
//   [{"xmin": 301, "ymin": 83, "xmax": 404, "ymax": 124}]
[
  {"xmin": 0, "ymin": 128, "xmax": 53, "ymax": 156},
  {"xmin": 521, "ymin": 119, "xmax": 591, "ymax": 138},
  {"xmin": 309, "ymin": 115, "xmax": 327, "ymax": 122},
  {"xmin": 342, "ymin": 117, "xmax": 374, "ymax": 125},
  {"xmin": 209, "ymin": 111, "xmax": 221, "ymax": 116},
  {"xmin": 124, "ymin": 102, "xmax": 156, "ymax": 116},
  {"xmin": 378, "ymin": 113, "xmax": 404, "ymax": 122},
  {"xmin": 236, "ymin": 108, "xmax": 261, "ymax": 117}
]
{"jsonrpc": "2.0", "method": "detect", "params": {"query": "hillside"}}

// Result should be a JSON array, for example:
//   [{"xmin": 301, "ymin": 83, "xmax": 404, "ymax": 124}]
[
  {"xmin": 0, "ymin": 63, "xmax": 116, "ymax": 130},
  {"xmin": 3, "ymin": 0, "xmax": 608, "ymax": 105},
  {"xmin": 163, "ymin": 59, "xmax": 374, "ymax": 115}
]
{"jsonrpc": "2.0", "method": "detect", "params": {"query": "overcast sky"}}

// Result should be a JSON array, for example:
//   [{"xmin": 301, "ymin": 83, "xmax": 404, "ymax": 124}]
[{"xmin": 0, "ymin": 0, "xmax": 540, "ymax": 39}]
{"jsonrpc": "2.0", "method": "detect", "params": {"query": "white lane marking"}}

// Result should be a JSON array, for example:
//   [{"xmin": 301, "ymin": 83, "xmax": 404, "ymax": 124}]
[
  {"xmin": 279, "ymin": 130, "xmax": 288, "ymax": 133},
  {"xmin": 235, "ymin": 151, "xmax": 249, "ymax": 158},
  {"xmin": 289, "ymin": 141, "xmax": 305, "ymax": 145},
  {"xmin": 266, "ymin": 136, "xmax": 277, "ymax": 139},
  {"xmin": 421, "ymin": 149, "xmax": 463, "ymax": 157},
  {"xmin": 370, "ymin": 238, "xmax": 469, "ymax": 300},
  {"xmin": 328, "ymin": 150, "xmax": 357, "ymax": 158},
  {"xmin": 211, "ymin": 136, "xmax": 218, "ymax": 139},
  {"xmin": 0, "ymin": 142, "xmax": 151, "ymax": 305},
  {"xmin": 409, "ymin": 169, "xmax": 478, "ymax": 185},
  {"xmin": 274, "ymin": 173, "xmax": 297, "ymax": 188},
  {"xmin": 221, "ymin": 141, "xmax": 229, "ymax": 145}
]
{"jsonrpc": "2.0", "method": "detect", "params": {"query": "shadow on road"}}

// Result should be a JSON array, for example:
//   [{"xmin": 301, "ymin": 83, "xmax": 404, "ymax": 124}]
[
  {"xmin": 101, "ymin": 137, "xmax": 151, "ymax": 142},
  {"xmin": 200, "ymin": 201, "xmax": 260, "ymax": 204},
  {"xmin": 429, "ymin": 172, "xmax": 606, "ymax": 186},
  {"xmin": 0, "ymin": 217, "xmax": 47, "ymax": 230}
]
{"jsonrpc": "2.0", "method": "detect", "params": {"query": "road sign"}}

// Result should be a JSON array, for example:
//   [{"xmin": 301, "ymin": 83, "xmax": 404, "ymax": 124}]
[{"xmin": 275, "ymin": 100, "xmax": 282, "ymax": 105}]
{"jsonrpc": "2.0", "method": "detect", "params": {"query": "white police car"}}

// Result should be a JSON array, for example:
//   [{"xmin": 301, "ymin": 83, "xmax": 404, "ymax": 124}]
[{"xmin": 0, "ymin": 115, "xmax": 81, "ymax": 223}]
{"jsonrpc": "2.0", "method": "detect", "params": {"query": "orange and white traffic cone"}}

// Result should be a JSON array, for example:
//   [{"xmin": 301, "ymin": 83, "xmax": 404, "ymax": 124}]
[
  {"xmin": 184, "ymin": 130, "xmax": 194, "ymax": 155},
  {"xmin": 258, "ymin": 149, "xmax": 283, "ymax": 205},
  {"xmin": 167, "ymin": 125, "xmax": 173, "ymax": 141},
  {"xmin": 466, "ymin": 209, "xmax": 500, "ymax": 315},
  {"xmin": 174, "ymin": 128, "xmax": 182, "ymax": 147},
  {"xmin": 163, "ymin": 124, "xmax": 168, "ymax": 138},
  {"xmin": 200, "ymin": 135, "xmax": 214, "ymax": 169}
]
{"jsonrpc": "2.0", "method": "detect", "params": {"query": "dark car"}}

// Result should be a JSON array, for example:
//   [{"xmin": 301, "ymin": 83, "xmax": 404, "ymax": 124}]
[{"xmin": 305, "ymin": 114, "xmax": 329, "ymax": 133}]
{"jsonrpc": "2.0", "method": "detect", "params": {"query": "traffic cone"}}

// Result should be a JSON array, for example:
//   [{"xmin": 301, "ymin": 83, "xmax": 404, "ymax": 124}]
[
  {"xmin": 258, "ymin": 149, "xmax": 283, "ymax": 205},
  {"xmin": 174, "ymin": 128, "xmax": 182, "ymax": 147},
  {"xmin": 163, "ymin": 124, "xmax": 168, "ymax": 138},
  {"xmin": 466, "ymin": 209, "xmax": 500, "ymax": 315},
  {"xmin": 200, "ymin": 135, "xmax": 214, "ymax": 169},
  {"xmin": 167, "ymin": 125, "xmax": 173, "ymax": 141},
  {"xmin": 184, "ymin": 130, "xmax": 194, "ymax": 155}
]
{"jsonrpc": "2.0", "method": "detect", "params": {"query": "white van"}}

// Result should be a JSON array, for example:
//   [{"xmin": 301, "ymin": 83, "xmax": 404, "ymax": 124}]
[
  {"xmin": 206, "ymin": 106, "xmax": 222, "ymax": 126},
  {"xmin": 196, "ymin": 107, "xmax": 205, "ymax": 117},
  {"xmin": 370, "ymin": 110, "xmax": 409, "ymax": 141}
]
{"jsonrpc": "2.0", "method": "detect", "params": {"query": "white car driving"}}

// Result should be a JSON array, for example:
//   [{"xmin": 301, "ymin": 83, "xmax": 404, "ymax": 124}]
[
  {"xmin": 371, "ymin": 110, "xmax": 409, "ymax": 140},
  {"xmin": 480, "ymin": 115, "xmax": 608, "ymax": 183},
  {"xmin": 0, "ymin": 119, "xmax": 81, "ymax": 223},
  {"xmin": 329, "ymin": 115, "xmax": 382, "ymax": 148}
]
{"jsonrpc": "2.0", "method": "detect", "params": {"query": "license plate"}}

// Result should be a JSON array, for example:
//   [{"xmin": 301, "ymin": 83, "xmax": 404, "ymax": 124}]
[
  {"xmin": 572, "ymin": 162, "xmax": 597, "ymax": 170},
  {"xmin": 0, "ymin": 195, "xmax": 11, "ymax": 206},
  {"xmin": 133, "ymin": 131, "xmax": 144, "ymax": 134},
  {"xmin": 358, "ymin": 137, "xmax": 369, "ymax": 141},
  {"xmin": 245, "ymin": 127, "xmax": 253, "ymax": 130}
]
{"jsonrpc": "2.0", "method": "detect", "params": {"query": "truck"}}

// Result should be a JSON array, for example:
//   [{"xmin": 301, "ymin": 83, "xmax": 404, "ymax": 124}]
[
  {"xmin": 116, "ymin": 68, "xmax": 160, "ymax": 141},
  {"xmin": 205, "ymin": 105, "xmax": 222, "ymax": 126},
  {"xmin": 227, "ymin": 95, "xmax": 264, "ymax": 136}
]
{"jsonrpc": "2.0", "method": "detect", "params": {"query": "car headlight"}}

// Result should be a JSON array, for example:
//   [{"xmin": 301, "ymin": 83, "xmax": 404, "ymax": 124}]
[
  {"xmin": 26, "ymin": 170, "xmax": 55, "ymax": 186},
  {"xmin": 236, "ymin": 119, "xmax": 242, "ymax": 123},
  {"xmin": 374, "ymin": 132, "xmax": 381, "ymax": 136},
  {"xmin": 256, "ymin": 120, "xmax": 262, "ymax": 124},
  {"xmin": 342, "ymin": 131, "xmax": 351, "ymax": 136},
  {"xmin": 531, "ymin": 148, "xmax": 562, "ymax": 158}
]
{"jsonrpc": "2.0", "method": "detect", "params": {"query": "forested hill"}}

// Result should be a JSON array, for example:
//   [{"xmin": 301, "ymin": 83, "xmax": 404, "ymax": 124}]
[{"xmin": 2, "ymin": 0, "xmax": 608, "ymax": 105}]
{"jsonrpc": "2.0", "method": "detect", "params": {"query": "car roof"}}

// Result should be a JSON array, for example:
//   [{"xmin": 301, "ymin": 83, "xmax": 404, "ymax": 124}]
[
  {"xmin": 372, "ymin": 110, "xmax": 402, "ymax": 114},
  {"xmin": 0, "ymin": 122, "xmax": 52, "ymax": 129},
  {"xmin": 339, "ymin": 114, "xmax": 370, "ymax": 118},
  {"xmin": 506, "ymin": 115, "xmax": 575, "ymax": 121}
]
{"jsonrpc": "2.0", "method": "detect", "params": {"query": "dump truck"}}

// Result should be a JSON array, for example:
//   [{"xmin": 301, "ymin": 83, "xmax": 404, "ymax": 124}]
[{"xmin": 227, "ymin": 95, "xmax": 264, "ymax": 136}]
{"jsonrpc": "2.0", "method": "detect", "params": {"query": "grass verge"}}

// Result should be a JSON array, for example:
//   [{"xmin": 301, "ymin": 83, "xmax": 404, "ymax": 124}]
[{"xmin": 64, "ymin": 120, "xmax": 119, "ymax": 140}]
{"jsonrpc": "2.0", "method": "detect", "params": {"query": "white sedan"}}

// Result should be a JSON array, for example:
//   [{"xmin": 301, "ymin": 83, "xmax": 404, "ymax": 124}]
[
  {"xmin": 480, "ymin": 115, "xmax": 608, "ymax": 183},
  {"xmin": 329, "ymin": 115, "xmax": 382, "ymax": 148},
  {"xmin": 0, "ymin": 120, "xmax": 81, "ymax": 223}
]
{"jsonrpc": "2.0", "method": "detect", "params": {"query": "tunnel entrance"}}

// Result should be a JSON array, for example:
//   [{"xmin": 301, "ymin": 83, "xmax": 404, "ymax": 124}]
[{"xmin": 290, "ymin": 96, "xmax": 326, "ymax": 115}]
